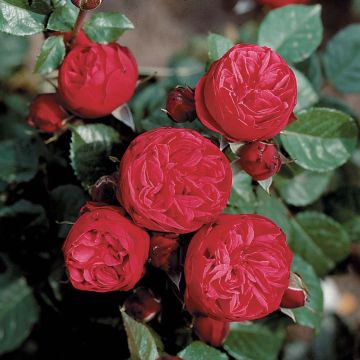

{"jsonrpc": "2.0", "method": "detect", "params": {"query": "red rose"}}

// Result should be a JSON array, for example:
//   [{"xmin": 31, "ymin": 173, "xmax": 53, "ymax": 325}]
[
  {"xmin": 185, "ymin": 214, "xmax": 293, "ymax": 321},
  {"xmin": 166, "ymin": 87, "xmax": 196, "ymax": 123},
  {"xmin": 280, "ymin": 272, "xmax": 308, "ymax": 309},
  {"xmin": 124, "ymin": 287, "xmax": 161, "ymax": 322},
  {"xmin": 58, "ymin": 43, "xmax": 138, "ymax": 118},
  {"xmin": 257, "ymin": 0, "xmax": 310, "ymax": 8},
  {"xmin": 193, "ymin": 316, "xmax": 229, "ymax": 347},
  {"xmin": 63, "ymin": 203, "xmax": 149, "ymax": 292},
  {"xmin": 27, "ymin": 94, "xmax": 67, "ymax": 133},
  {"xmin": 195, "ymin": 44, "xmax": 297, "ymax": 142},
  {"xmin": 239, "ymin": 142, "xmax": 281, "ymax": 180},
  {"xmin": 150, "ymin": 233, "xmax": 179, "ymax": 272},
  {"xmin": 117, "ymin": 128, "xmax": 232, "ymax": 233}
]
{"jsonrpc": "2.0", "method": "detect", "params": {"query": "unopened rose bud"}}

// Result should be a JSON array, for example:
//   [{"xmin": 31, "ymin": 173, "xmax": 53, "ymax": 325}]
[
  {"xmin": 150, "ymin": 233, "xmax": 179, "ymax": 272},
  {"xmin": 281, "ymin": 272, "xmax": 308, "ymax": 309},
  {"xmin": 124, "ymin": 287, "xmax": 161, "ymax": 322},
  {"xmin": 165, "ymin": 87, "xmax": 196, "ymax": 123},
  {"xmin": 90, "ymin": 174, "xmax": 118, "ymax": 204},
  {"xmin": 71, "ymin": 0, "xmax": 103, "ymax": 10},
  {"xmin": 27, "ymin": 94, "xmax": 68, "ymax": 133},
  {"xmin": 239, "ymin": 141, "xmax": 281, "ymax": 181},
  {"xmin": 193, "ymin": 316, "xmax": 230, "ymax": 347}
]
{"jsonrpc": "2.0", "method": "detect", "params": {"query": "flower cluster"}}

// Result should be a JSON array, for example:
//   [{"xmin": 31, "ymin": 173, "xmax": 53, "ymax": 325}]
[{"xmin": 50, "ymin": 34, "xmax": 303, "ymax": 348}]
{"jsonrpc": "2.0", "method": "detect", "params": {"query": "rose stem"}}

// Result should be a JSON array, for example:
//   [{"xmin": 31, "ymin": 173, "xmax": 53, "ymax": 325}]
[{"xmin": 70, "ymin": 9, "xmax": 87, "ymax": 46}]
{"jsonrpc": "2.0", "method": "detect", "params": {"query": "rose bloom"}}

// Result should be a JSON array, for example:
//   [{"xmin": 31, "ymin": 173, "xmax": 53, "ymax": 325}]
[
  {"xmin": 63, "ymin": 203, "xmax": 149, "ymax": 292},
  {"xmin": 239, "ymin": 141, "xmax": 281, "ymax": 181},
  {"xmin": 58, "ymin": 43, "xmax": 138, "ymax": 118},
  {"xmin": 117, "ymin": 128, "xmax": 232, "ymax": 234},
  {"xmin": 257, "ymin": 0, "xmax": 310, "ymax": 8},
  {"xmin": 195, "ymin": 44, "xmax": 297, "ymax": 142},
  {"xmin": 185, "ymin": 214, "xmax": 293, "ymax": 321},
  {"xmin": 193, "ymin": 316, "xmax": 230, "ymax": 347},
  {"xmin": 27, "ymin": 94, "xmax": 67, "ymax": 133}
]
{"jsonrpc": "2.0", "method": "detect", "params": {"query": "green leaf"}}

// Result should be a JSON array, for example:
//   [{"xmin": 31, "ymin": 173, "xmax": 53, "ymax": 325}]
[
  {"xmin": 258, "ymin": 5, "xmax": 323, "ymax": 63},
  {"xmin": 223, "ymin": 323, "xmax": 285, "ymax": 360},
  {"xmin": 0, "ymin": 258, "xmax": 39, "ymax": 355},
  {"xmin": 35, "ymin": 36, "xmax": 66, "ymax": 75},
  {"xmin": 83, "ymin": 12, "xmax": 134, "ymax": 44},
  {"xmin": 317, "ymin": 96, "xmax": 358, "ymax": 120},
  {"xmin": 274, "ymin": 169, "xmax": 333, "ymax": 207},
  {"xmin": 323, "ymin": 24, "xmax": 360, "ymax": 93},
  {"xmin": 121, "ymin": 310, "xmax": 159, "ymax": 360},
  {"xmin": 291, "ymin": 255, "xmax": 323, "ymax": 331},
  {"xmin": 208, "ymin": 33, "xmax": 234, "ymax": 64},
  {"xmin": 47, "ymin": 1, "xmax": 79, "ymax": 32},
  {"xmin": 0, "ymin": 135, "xmax": 39, "ymax": 183},
  {"xmin": 0, "ymin": 0, "xmax": 48, "ymax": 35},
  {"xmin": 0, "ymin": 33, "xmax": 28, "ymax": 79},
  {"xmin": 255, "ymin": 188, "xmax": 292, "ymax": 238},
  {"xmin": 178, "ymin": 341, "xmax": 229, "ymax": 360},
  {"xmin": 296, "ymin": 53, "xmax": 323, "ymax": 93},
  {"xmin": 225, "ymin": 171, "xmax": 256, "ymax": 214},
  {"xmin": 50, "ymin": 185, "xmax": 87, "ymax": 238},
  {"xmin": 289, "ymin": 212, "xmax": 350, "ymax": 276},
  {"xmin": 69, "ymin": 124, "xmax": 121, "ymax": 188},
  {"xmin": 280, "ymin": 108, "xmax": 358, "ymax": 172},
  {"xmin": 293, "ymin": 68, "xmax": 319, "ymax": 112},
  {"xmin": 324, "ymin": 187, "xmax": 360, "ymax": 243}
]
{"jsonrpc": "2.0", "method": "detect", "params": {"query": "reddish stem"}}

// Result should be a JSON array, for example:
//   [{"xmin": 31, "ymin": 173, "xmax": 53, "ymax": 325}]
[{"xmin": 70, "ymin": 9, "xmax": 87, "ymax": 46}]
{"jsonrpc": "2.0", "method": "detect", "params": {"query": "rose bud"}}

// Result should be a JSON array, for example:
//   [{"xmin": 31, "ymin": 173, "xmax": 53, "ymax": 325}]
[
  {"xmin": 63, "ymin": 203, "xmax": 149, "ymax": 292},
  {"xmin": 185, "ymin": 214, "xmax": 293, "ymax": 321},
  {"xmin": 124, "ymin": 287, "xmax": 161, "ymax": 322},
  {"xmin": 193, "ymin": 316, "xmax": 230, "ymax": 347},
  {"xmin": 90, "ymin": 174, "xmax": 118, "ymax": 204},
  {"xmin": 257, "ymin": 0, "xmax": 310, "ymax": 8},
  {"xmin": 239, "ymin": 142, "xmax": 281, "ymax": 181},
  {"xmin": 71, "ymin": 0, "xmax": 103, "ymax": 10},
  {"xmin": 165, "ymin": 86, "xmax": 196, "ymax": 123},
  {"xmin": 150, "ymin": 233, "xmax": 179, "ymax": 272},
  {"xmin": 195, "ymin": 44, "xmax": 297, "ymax": 142},
  {"xmin": 281, "ymin": 272, "xmax": 308, "ymax": 309},
  {"xmin": 117, "ymin": 128, "xmax": 232, "ymax": 233},
  {"xmin": 27, "ymin": 94, "xmax": 68, "ymax": 133},
  {"xmin": 58, "ymin": 43, "xmax": 138, "ymax": 118}
]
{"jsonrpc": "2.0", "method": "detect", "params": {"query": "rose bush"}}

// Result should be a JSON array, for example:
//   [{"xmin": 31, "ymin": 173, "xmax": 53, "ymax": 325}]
[
  {"xmin": 27, "ymin": 94, "xmax": 68, "ymax": 133},
  {"xmin": 117, "ymin": 127, "xmax": 232, "ymax": 233},
  {"xmin": 58, "ymin": 43, "xmax": 138, "ymax": 118},
  {"xmin": 63, "ymin": 203, "xmax": 150, "ymax": 292},
  {"xmin": 195, "ymin": 44, "xmax": 297, "ymax": 142},
  {"xmin": 185, "ymin": 214, "xmax": 293, "ymax": 321}
]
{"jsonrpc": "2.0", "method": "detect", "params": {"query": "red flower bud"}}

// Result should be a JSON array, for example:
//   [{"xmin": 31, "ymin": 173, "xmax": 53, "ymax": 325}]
[
  {"xmin": 90, "ymin": 174, "xmax": 118, "ymax": 204},
  {"xmin": 27, "ymin": 94, "xmax": 68, "ymax": 133},
  {"xmin": 239, "ymin": 141, "xmax": 281, "ymax": 181},
  {"xmin": 166, "ymin": 87, "xmax": 196, "ymax": 123},
  {"xmin": 281, "ymin": 272, "xmax": 308, "ymax": 309},
  {"xmin": 71, "ymin": 0, "xmax": 103, "ymax": 10},
  {"xmin": 150, "ymin": 233, "xmax": 179, "ymax": 272},
  {"xmin": 124, "ymin": 288, "xmax": 161, "ymax": 322},
  {"xmin": 193, "ymin": 316, "xmax": 230, "ymax": 347}
]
